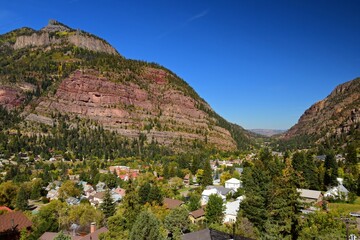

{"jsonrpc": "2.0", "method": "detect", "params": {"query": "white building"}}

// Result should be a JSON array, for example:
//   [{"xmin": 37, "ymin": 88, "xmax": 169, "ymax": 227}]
[
  {"xmin": 324, "ymin": 184, "xmax": 349, "ymax": 200},
  {"xmin": 201, "ymin": 189, "xmax": 226, "ymax": 205},
  {"xmin": 225, "ymin": 178, "xmax": 242, "ymax": 191},
  {"xmin": 223, "ymin": 199, "xmax": 241, "ymax": 223}
]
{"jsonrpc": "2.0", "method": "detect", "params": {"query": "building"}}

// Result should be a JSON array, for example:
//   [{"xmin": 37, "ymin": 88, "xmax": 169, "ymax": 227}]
[
  {"xmin": 225, "ymin": 178, "xmax": 242, "ymax": 190},
  {"xmin": 189, "ymin": 208, "xmax": 205, "ymax": 224},
  {"xmin": 201, "ymin": 188, "xmax": 224, "ymax": 205},
  {"xmin": 181, "ymin": 228, "xmax": 253, "ymax": 240},
  {"xmin": 297, "ymin": 189, "xmax": 323, "ymax": 204},
  {"xmin": 40, "ymin": 224, "xmax": 108, "ymax": 240},
  {"xmin": 0, "ymin": 211, "xmax": 33, "ymax": 240},
  {"xmin": 324, "ymin": 184, "xmax": 349, "ymax": 200},
  {"xmin": 163, "ymin": 198, "xmax": 184, "ymax": 210},
  {"xmin": 224, "ymin": 199, "xmax": 241, "ymax": 223}
]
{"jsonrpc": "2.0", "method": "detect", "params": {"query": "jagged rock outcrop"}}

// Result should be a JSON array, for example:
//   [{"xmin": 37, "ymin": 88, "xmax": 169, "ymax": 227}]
[
  {"xmin": 13, "ymin": 20, "xmax": 118, "ymax": 55},
  {"xmin": 283, "ymin": 78, "xmax": 360, "ymax": 143}
]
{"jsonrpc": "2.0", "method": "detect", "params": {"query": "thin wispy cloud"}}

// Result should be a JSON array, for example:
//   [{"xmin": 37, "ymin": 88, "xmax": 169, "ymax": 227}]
[
  {"xmin": 187, "ymin": 9, "xmax": 209, "ymax": 23},
  {"xmin": 156, "ymin": 9, "xmax": 210, "ymax": 40}
]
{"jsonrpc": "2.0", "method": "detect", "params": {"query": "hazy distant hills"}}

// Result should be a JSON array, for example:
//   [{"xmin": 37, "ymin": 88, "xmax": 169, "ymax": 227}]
[
  {"xmin": 281, "ymin": 77, "xmax": 360, "ymax": 147},
  {"xmin": 249, "ymin": 129, "xmax": 286, "ymax": 137},
  {"xmin": 0, "ymin": 20, "xmax": 254, "ymax": 151}
]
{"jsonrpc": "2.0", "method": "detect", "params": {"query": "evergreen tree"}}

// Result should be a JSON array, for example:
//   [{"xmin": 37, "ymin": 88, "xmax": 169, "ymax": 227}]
[
  {"xmin": 163, "ymin": 163, "xmax": 170, "ymax": 179},
  {"xmin": 148, "ymin": 185, "xmax": 163, "ymax": 205},
  {"xmin": 205, "ymin": 194, "xmax": 224, "ymax": 225},
  {"xmin": 122, "ymin": 181, "xmax": 142, "ymax": 229},
  {"xmin": 188, "ymin": 192, "xmax": 201, "ymax": 211},
  {"xmin": 100, "ymin": 188, "xmax": 115, "ymax": 218},
  {"xmin": 263, "ymin": 160, "xmax": 301, "ymax": 239},
  {"xmin": 241, "ymin": 161, "xmax": 271, "ymax": 232},
  {"xmin": 138, "ymin": 182, "xmax": 151, "ymax": 205},
  {"xmin": 324, "ymin": 151, "xmax": 338, "ymax": 186},
  {"xmin": 130, "ymin": 210, "xmax": 164, "ymax": 240},
  {"xmin": 201, "ymin": 159, "xmax": 213, "ymax": 187},
  {"xmin": 16, "ymin": 186, "xmax": 28, "ymax": 211},
  {"xmin": 346, "ymin": 143, "xmax": 358, "ymax": 169}
]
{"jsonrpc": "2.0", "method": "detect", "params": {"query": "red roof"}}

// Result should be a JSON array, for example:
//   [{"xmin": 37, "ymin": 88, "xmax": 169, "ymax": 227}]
[
  {"xmin": 0, "ymin": 206, "xmax": 13, "ymax": 213},
  {"xmin": 0, "ymin": 211, "xmax": 32, "ymax": 233},
  {"xmin": 163, "ymin": 198, "xmax": 184, "ymax": 209}
]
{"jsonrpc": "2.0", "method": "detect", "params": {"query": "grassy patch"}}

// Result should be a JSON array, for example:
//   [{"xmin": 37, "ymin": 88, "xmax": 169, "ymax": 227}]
[{"xmin": 329, "ymin": 197, "xmax": 360, "ymax": 214}]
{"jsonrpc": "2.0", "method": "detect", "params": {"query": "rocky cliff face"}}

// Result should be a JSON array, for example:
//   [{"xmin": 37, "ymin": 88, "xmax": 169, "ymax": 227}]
[
  {"xmin": 0, "ymin": 86, "xmax": 24, "ymax": 109},
  {"xmin": 283, "ymin": 78, "xmax": 360, "ymax": 143},
  {"xmin": 13, "ymin": 20, "xmax": 118, "ymax": 55},
  {"xmin": 32, "ymin": 69, "xmax": 237, "ymax": 150}
]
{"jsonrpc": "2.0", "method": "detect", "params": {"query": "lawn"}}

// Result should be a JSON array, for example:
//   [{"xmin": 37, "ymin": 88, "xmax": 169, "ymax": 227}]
[{"xmin": 329, "ymin": 197, "xmax": 360, "ymax": 215}]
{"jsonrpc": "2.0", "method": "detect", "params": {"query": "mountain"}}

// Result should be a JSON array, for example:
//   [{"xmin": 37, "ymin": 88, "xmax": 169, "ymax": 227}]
[
  {"xmin": 0, "ymin": 20, "xmax": 254, "ymax": 152},
  {"xmin": 249, "ymin": 129, "xmax": 286, "ymax": 137},
  {"xmin": 282, "ymin": 78, "xmax": 360, "ymax": 147}
]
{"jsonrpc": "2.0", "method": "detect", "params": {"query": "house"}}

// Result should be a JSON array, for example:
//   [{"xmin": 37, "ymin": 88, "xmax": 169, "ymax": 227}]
[
  {"xmin": 45, "ymin": 181, "xmax": 62, "ymax": 191},
  {"xmin": 0, "ymin": 211, "xmax": 33, "ymax": 240},
  {"xmin": 66, "ymin": 197, "xmax": 80, "ymax": 206},
  {"xmin": 324, "ymin": 184, "xmax": 349, "ymax": 200},
  {"xmin": 46, "ymin": 189, "xmax": 59, "ymax": 200},
  {"xmin": 96, "ymin": 182, "xmax": 106, "ymax": 192},
  {"xmin": 315, "ymin": 155, "xmax": 326, "ymax": 161},
  {"xmin": 69, "ymin": 174, "xmax": 80, "ymax": 181},
  {"xmin": 225, "ymin": 178, "xmax": 242, "ymax": 190},
  {"xmin": 224, "ymin": 199, "xmax": 241, "ymax": 223},
  {"xmin": 40, "ymin": 224, "xmax": 108, "ymax": 240},
  {"xmin": 0, "ymin": 206, "xmax": 13, "ymax": 213},
  {"xmin": 189, "ymin": 208, "xmax": 205, "ymax": 224},
  {"xmin": 112, "ymin": 188, "xmax": 126, "ymax": 198},
  {"xmin": 110, "ymin": 190, "xmax": 122, "ymax": 203},
  {"xmin": 201, "ymin": 188, "xmax": 226, "ymax": 205},
  {"xmin": 163, "ymin": 198, "xmax": 184, "ymax": 209},
  {"xmin": 181, "ymin": 228, "xmax": 253, "ymax": 240},
  {"xmin": 297, "ymin": 189, "xmax": 323, "ymax": 204},
  {"xmin": 183, "ymin": 174, "xmax": 190, "ymax": 186},
  {"xmin": 92, "ymin": 192, "xmax": 105, "ymax": 205}
]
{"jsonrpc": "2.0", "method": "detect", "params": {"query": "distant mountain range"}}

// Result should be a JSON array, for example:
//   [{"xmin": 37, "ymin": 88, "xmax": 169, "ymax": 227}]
[
  {"xmin": 249, "ymin": 129, "xmax": 286, "ymax": 137},
  {"xmin": 0, "ymin": 20, "xmax": 254, "ymax": 151}
]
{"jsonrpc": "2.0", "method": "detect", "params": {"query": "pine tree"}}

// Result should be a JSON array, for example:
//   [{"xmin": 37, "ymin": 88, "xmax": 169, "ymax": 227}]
[
  {"xmin": 16, "ymin": 186, "xmax": 28, "ymax": 211},
  {"xmin": 324, "ymin": 151, "xmax": 338, "ymax": 186},
  {"xmin": 138, "ymin": 182, "xmax": 151, "ymax": 205},
  {"xmin": 241, "ymin": 161, "xmax": 270, "ymax": 232},
  {"xmin": 100, "ymin": 188, "xmax": 115, "ymax": 218},
  {"xmin": 130, "ymin": 210, "xmax": 164, "ymax": 240},
  {"xmin": 148, "ymin": 185, "xmax": 163, "ymax": 206},
  {"xmin": 264, "ymin": 160, "xmax": 301, "ymax": 239},
  {"xmin": 205, "ymin": 194, "xmax": 224, "ymax": 225},
  {"xmin": 202, "ymin": 159, "xmax": 213, "ymax": 187},
  {"xmin": 122, "ymin": 181, "xmax": 142, "ymax": 229}
]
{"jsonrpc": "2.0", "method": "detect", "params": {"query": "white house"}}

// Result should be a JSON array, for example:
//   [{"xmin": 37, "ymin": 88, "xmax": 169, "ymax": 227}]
[
  {"xmin": 223, "ymin": 199, "xmax": 241, "ymax": 223},
  {"xmin": 201, "ymin": 189, "xmax": 226, "ymax": 205},
  {"xmin": 324, "ymin": 184, "xmax": 349, "ymax": 200},
  {"xmin": 225, "ymin": 178, "xmax": 242, "ymax": 190}
]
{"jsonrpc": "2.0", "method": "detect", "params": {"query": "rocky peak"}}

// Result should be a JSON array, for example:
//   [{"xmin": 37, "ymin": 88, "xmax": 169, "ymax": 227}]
[
  {"xmin": 11, "ymin": 20, "xmax": 119, "ymax": 55},
  {"xmin": 41, "ymin": 19, "xmax": 71, "ymax": 32}
]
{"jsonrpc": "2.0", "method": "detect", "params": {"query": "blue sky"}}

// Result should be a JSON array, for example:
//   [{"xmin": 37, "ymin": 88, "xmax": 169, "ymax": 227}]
[{"xmin": 1, "ymin": 0, "xmax": 359, "ymax": 129}]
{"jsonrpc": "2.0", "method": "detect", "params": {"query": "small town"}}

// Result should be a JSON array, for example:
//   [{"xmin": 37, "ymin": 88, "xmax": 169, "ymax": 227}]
[{"xmin": 0, "ymin": 1, "xmax": 359, "ymax": 240}]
